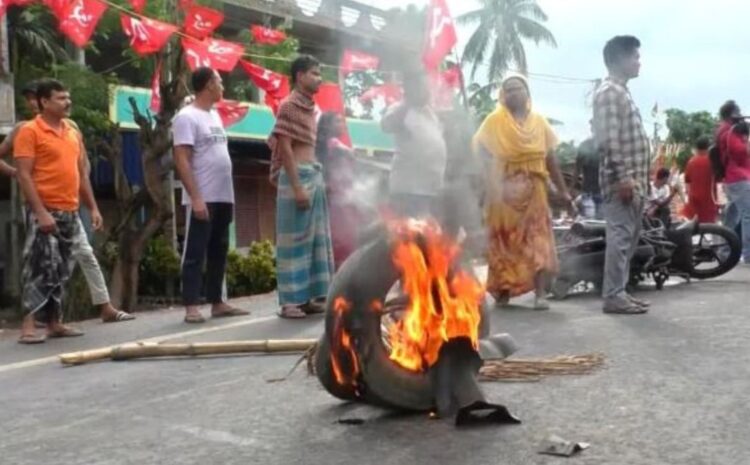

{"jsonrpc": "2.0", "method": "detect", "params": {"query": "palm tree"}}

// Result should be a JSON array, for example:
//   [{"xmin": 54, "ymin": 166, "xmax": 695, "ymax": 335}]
[
  {"xmin": 9, "ymin": 8, "xmax": 69, "ymax": 73},
  {"xmin": 459, "ymin": 0, "xmax": 556, "ymax": 82}
]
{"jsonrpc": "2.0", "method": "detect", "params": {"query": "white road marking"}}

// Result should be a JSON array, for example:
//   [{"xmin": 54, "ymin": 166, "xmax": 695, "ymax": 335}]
[{"xmin": 0, "ymin": 315, "xmax": 278, "ymax": 375}]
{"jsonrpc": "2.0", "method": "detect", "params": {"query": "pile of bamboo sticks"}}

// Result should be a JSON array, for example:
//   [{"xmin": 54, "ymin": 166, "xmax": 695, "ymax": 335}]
[{"xmin": 478, "ymin": 353, "xmax": 605, "ymax": 382}]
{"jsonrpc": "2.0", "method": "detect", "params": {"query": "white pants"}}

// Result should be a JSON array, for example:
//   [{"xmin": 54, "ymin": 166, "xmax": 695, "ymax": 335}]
[{"xmin": 71, "ymin": 217, "xmax": 110, "ymax": 306}]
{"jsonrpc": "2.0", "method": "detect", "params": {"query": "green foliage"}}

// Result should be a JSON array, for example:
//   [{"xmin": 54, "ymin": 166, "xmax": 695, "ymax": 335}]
[
  {"xmin": 468, "ymin": 82, "xmax": 498, "ymax": 121},
  {"xmin": 665, "ymin": 109, "xmax": 717, "ymax": 146},
  {"xmin": 226, "ymin": 241, "xmax": 277, "ymax": 297},
  {"xmin": 556, "ymin": 140, "xmax": 577, "ymax": 166},
  {"xmin": 139, "ymin": 236, "xmax": 181, "ymax": 296},
  {"xmin": 53, "ymin": 63, "xmax": 118, "ymax": 141}
]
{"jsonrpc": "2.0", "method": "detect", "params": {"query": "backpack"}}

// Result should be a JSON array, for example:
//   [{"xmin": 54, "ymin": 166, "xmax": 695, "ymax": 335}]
[{"xmin": 709, "ymin": 144, "xmax": 725, "ymax": 182}]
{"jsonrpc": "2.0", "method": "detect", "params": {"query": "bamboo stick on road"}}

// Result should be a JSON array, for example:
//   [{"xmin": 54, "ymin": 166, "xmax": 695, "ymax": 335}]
[{"xmin": 59, "ymin": 339, "xmax": 318, "ymax": 366}]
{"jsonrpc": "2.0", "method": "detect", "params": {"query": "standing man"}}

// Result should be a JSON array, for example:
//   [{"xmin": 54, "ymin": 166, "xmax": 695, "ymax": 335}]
[
  {"xmin": 381, "ymin": 70, "xmax": 447, "ymax": 218},
  {"xmin": 173, "ymin": 67, "xmax": 249, "ymax": 323},
  {"xmin": 683, "ymin": 137, "xmax": 718, "ymax": 223},
  {"xmin": 593, "ymin": 35, "xmax": 651, "ymax": 315},
  {"xmin": 268, "ymin": 55, "xmax": 334, "ymax": 319},
  {"xmin": 575, "ymin": 120, "xmax": 602, "ymax": 219},
  {"xmin": 1, "ymin": 80, "xmax": 135, "ymax": 324},
  {"xmin": 14, "ymin": 79, "xmax": 101, "ymax": 343}
]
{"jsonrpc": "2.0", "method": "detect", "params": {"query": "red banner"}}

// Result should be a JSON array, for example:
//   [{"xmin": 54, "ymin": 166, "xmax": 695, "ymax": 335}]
[
  {"xmin": 42, "ymin": 0, "xmax": 71, "ymax": 20},
  {"xmin": 58, "ymin": 0, "xmax": 108, "ymax": 48},
  {"xmin": 314, "ymin": 83, "xmax": 352, "ymax": 146},
  {"xmin": 250, "ymin": 25, "xmax": 287, "ymax": 45},
  {"xmin": 183, "ymin": 5, "xmax": 223, "ymax": 40},
  {"xmin": 128, "ymin": 0, "xmax": 145, "ymax": 13},
  {"xmin": 423, "ymin": 0, "xmax": 457, "ymax": 70},
  {"xmin": 182, "ymin": 38, "xmax": 243, "ymax": 72},
  {"xmin": 150, "ymin": 58, "xmax": 162, "ymax": 112},
  {"xmin": 215, "ymin": 100, "xmax": 249, "ymax": 128},
  {"xmin": 340, "ymin": 49, "xmax": 379, "ymax": 76},
  {"xmin": 121, "ymin": 15, "xmax": 177, "ymax": 56},
  {"xmin": 239, "ymin": 60, "xmax": 287, "ymax": 96}
]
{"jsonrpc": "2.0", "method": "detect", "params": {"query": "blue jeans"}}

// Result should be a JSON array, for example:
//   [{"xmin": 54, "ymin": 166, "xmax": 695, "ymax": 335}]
[{"xmin": 725, "ymin": 181, "xmax": 750, "ymax": 261}]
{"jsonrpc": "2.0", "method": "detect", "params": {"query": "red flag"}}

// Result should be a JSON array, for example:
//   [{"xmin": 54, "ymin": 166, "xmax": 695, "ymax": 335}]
[
  {"xmin": 428, "ymin": 68, "xmax": 459, "ymax": 110},
  {"xmin": 441, "ymin": 64, "xmax": 463, "ymax": 89},
  {"xmin": 150, "ymin": 58, "xmax": 162, "ymax": 112},
  {"xmin": 239, "ymin": 60, "xmax": 287, "ymax": 96},
  {"xmin": 250, "ymin": 25, "xmax": 287, "ymax": 45},
  {"xmin": 121, "ymin": 15, "xmax": 177, "ymax": 56},
  {"xmin": 314, "ymin": 83, "xmax": 352, "ymax": 147},
  {"xmin": 182, "ymin": 38, "xmax": 243, "ymax": 72},
  {"xmin": 128, "ymin": 0, "xmax": 145, "ymax": 13},
  {"xmin": 42, "ymin": 0, "xmax": 71, "ymax": 19},
  {"xmin": 183, "ymin": 5, "xmax": 223, "ymax": 40},
  {"xmin": 359, "ymin": 83, "xmax": 403, "ymax": 106},
  {"xmin": 264, "ymin": 78, "xmax": 290, "ymax": 115},
  {"xmin": 178, "ymin": 0, "xmax": 192, "ymax": 9},
  {"xmin": 423, "ymin": 0, "xmax": 457, "ymax": 70},
  {"xmin": 340, "ymin": 49, "xmax": 379, "ymax": 76},
  {"xmin": 58, "ymin": 0, "xmax": 108, "ymax": 48},
  {"xmin": 215, "ymin": 100, "xmax": 249, "ymax": 128}
]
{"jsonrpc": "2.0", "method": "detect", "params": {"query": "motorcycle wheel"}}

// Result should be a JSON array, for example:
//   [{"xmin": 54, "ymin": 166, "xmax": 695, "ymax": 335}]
[{"xmin": 688, "ymin": 224, "xmax": 741, "ymax": 280}]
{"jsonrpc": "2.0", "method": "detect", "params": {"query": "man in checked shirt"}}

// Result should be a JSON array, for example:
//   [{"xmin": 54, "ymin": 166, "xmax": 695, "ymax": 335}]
[{"xmin": 593, "ymin": 35, "xmax": 652, "ymax": 315}]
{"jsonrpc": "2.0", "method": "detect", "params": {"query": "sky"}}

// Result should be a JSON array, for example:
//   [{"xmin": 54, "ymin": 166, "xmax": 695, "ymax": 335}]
[{"xmin": 363, "ymin": 0, "xmax": 750, "ymax": 142}]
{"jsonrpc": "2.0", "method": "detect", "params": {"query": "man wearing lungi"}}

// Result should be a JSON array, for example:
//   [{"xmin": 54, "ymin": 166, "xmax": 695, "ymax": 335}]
[
  {"xmin": 268, "ymin": 55, "xmax": 334, "ymax": 319},
  {"xmin": 14, "ymin": 79, "xmax": 102, "ymax": 343}
]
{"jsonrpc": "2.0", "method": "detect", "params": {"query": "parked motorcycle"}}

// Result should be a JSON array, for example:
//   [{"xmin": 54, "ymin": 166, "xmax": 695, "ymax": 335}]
[{"xmin": 550, "ymin": 217, "xmax": 741, "ymax": 299}]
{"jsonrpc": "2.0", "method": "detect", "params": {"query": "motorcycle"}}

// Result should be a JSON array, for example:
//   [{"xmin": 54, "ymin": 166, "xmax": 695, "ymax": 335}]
[{"xmin": 550, "ymin": 217, "xmax": 742, "ymax": 299}]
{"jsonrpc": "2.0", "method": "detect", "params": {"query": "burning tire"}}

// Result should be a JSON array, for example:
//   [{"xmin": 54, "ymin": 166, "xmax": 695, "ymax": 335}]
[{"xmin": 317, "ymin": 223, "xmax": 497, "ymax": 413}]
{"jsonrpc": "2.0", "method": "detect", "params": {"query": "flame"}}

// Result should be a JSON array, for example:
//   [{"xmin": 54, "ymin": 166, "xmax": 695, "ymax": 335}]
[
  {"xmin": 329, "ymin": 297, "xmax": 361, "ymax": 389},
  {"xmin": 387, "ymin": 220, "xmax": 484, "ymax": 372}
]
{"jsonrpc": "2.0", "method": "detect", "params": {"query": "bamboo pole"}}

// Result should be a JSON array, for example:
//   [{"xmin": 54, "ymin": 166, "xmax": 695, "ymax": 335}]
[{"xmin": 59, "ymin": 339, "xmax": 318, "ymax": 366}]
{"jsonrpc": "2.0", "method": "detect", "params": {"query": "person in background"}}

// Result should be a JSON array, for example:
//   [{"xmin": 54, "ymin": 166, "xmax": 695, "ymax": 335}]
[
  {"xmin": 648, "ymin": 168, "xmax": 676, "ymax": 227},
  {"xmin": 683, "ymin": 137, "xmax": 718, "ymax": 223},
  {"xmin": 1, "ymin": 80, "xmax": 134, "ymax": 325},
  {"xmin": 315, "ymin": 112, "xmax": 360, "ymax": 269},
  {"xmin": 593, "ymin": 35, "xmax": 651, "ymax": 315},
  {"xmin": 173, "ymin": 67, "xmax": 249, "ymax": 323},
  {"xmin": 268, "ymin": 55, "xmax": 334, "ymax": 319},
  {"xmin": 720, "ymin": 118, "xmax": 750, "ymax": 262},
  {"xmin": 474, "ymin": 74, "xmax": 573, "ymax": 311},
  {"xmin": 575, "ymin": 120, "xmax": 602, "ymax": 219},
  {"xmin": 716, "ymin": 100, "xmax": 743, "ymax": 237},
  {"xmin": 381, "ymin": 69, "xmax": 447, "ymax": 219},
  {"xmin": 14, "ymin": 79, "xmax": 100, "ymax": 343}
]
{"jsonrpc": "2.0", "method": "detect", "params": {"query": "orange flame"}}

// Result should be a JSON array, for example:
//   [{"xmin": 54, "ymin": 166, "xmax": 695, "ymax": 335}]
[
  {"xmin": 388, "ymin": 220, "xmax": 484, "ymax": 372},
  {"xmin": 330, "ymin": 297, "xmax": 361, "ymax": 389}
]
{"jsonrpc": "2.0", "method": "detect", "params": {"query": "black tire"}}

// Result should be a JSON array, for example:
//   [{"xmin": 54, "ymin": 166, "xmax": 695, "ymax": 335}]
[
  {"xmin": 314, "ymin": 333, "xmax": 359, "ymax": 402},
  {"xmin": 688, "ymin": 224, "xmax": 741, "ymax": 280}
]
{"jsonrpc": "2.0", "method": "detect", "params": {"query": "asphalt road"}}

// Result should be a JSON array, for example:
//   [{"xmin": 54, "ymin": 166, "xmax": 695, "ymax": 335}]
[{"xmin": 2, "ymin": 268, "xmax": 750, "ymax": 465}]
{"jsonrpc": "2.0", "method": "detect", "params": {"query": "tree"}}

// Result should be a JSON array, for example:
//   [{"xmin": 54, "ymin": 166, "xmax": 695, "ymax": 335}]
[
  {"xmin": 7, "ymin": 6, "xmax": 69, "ymax": 75},
  {"xmin": 665, "ymin": 109, "xmax": 717, "ymax": 170},
  {"xmin": 459, "ymin": 0, "xmax": 556, "ymax": 82}
]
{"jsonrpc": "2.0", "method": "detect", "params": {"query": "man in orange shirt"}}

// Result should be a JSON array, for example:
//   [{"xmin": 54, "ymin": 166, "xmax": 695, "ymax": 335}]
[
  {"xmin": 683, "ymin": 137, "xmax": 719, "ymax": 223},
  {"xmin": 13, "ymin": 79, "xmax": 103, "ymax": 344}
]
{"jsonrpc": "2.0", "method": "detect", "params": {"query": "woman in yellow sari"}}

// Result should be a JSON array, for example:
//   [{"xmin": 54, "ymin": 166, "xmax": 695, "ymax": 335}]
[{"xmin": 474, "ymin": 75, "xmax": 573, "ymax": 310}]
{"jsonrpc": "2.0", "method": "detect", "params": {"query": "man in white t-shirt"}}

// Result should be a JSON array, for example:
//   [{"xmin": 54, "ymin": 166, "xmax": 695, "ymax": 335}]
[
  {"xmin": 648, "ymin": 167, "xmax": 676, "ymax": 227},
  {"xmin": 381, "ymin": 70, "xmax": 447, "ymax": 218},
  {"xmin": 172, "ymin": 67, "xmax": 249, "ymax": 323}
]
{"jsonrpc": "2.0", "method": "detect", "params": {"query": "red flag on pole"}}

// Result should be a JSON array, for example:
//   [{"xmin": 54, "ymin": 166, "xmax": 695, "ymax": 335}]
[
  {"xmin": 183, "ymin": 5, "xmax": 223, "ymax": 39},
  {"xmin": 121, "ymin": 15, "xmax": 177, "ymax": 56},
  {"xmin": 239, "ymin": 60, "xmax": 287, "ymax": 96},
  {"xmin": 58, "ymin": 0, "xmax": 108, "ymax": 48},
  {"xmin": 42, "ymin": 0, "xmax": 71, "ymax": 20},
  {"xmin": 423, "ymin": 0, "xmax": 457, "ymax": 71},
  {"xmin": 128, "ymin": 0, "xmax": 145, "ymax": 13},
  {"xmin": 340, "ymin": 49, "xmax": 379, "ymax": 76},
  {"xmin": 182, "ymin": 38, "xmax": 242, "ymax": 72},
  {"xmin": 250, "ymin": 25, "xmax": 287, "ymax": 45},
  {"xmin": 150, "ymin": 58, "xmax": 162, "ymax": 112},
  {"xmin": 215, "ymin": 100, "xmax": 249, "ymax": 128}
]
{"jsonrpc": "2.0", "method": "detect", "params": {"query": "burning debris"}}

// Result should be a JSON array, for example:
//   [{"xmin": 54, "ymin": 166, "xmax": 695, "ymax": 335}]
[{"xmin": 315, "ymin": 219, "xmax": 519, "ymax": 426}]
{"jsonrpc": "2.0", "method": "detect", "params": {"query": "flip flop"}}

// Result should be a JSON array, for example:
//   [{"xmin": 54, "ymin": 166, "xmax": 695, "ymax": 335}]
[
  {"xmin": 47, "ymin": 327, "xmax": 84, "ymax": 338},
  {"xmin": 18, "ymin": 334, "xmax": 46, "ymax": 344},
  {"xmin": 303, "ymin": 300, "xmax": 326, "ymax": 315},
  {"xmin": 211, "ymin": 308, "xmax": 250, "ymax": 319},
  {"xmin": 184, "ymin": 313, "xmax": 206, "ymax": 324},
  {"xmin": 102, "ymin": 310, "xmax": 136, "ymax": 323},
  {"xmin": 277, "ymin": 305, "xmax": 307, "ymax": 319}
]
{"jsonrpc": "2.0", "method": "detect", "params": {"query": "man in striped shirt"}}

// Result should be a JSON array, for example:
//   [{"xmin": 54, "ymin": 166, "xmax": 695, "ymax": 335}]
[{"xmin": 593, "ymin": 35, "xmax": 651, "ymax": 315}]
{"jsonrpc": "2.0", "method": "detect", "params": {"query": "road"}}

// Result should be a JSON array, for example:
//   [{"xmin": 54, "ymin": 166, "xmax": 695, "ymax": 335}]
[{"xmin": 1, "ymin": 269, "xmax": 750, "ymax": 465}]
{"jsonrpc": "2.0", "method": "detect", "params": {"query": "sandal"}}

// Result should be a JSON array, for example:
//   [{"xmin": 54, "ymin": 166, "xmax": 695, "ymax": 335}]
[
  {"xmin": 102, "ymin": 310, "xmax": 136, "ymax": 323},
  {"xmin": 211, "ymin": 308, "xmax": 250, "ymax": 318},
  {"xmin": 277, "ymin": 305, "xmax": 307, "ymax": 319},
  {"xmin": 18, "ymin": 334, "xmax": 46, "ymax": 344},
  {"xmin": 47, "ymin": 327, "xmax": 84, "ymax": 338},
  {"xmin": 303, "ymin": 298, "xmax": 326, "ymax": 315},
  {"xmin": 184, "ymin": 313, "xmax": 206, "ymax": 324}
]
